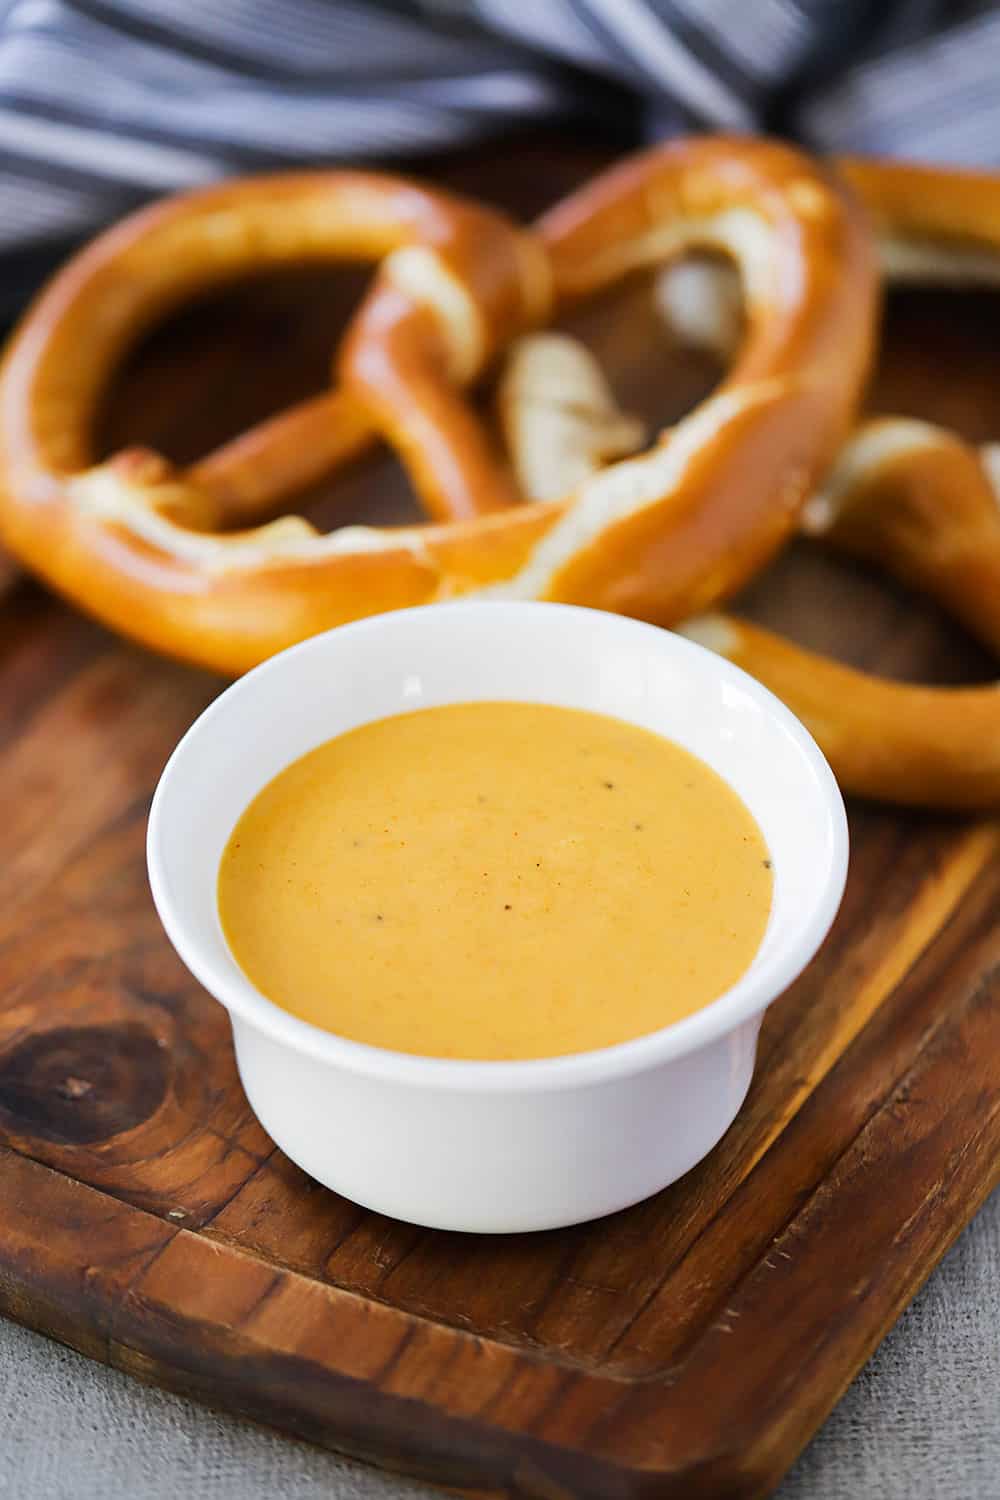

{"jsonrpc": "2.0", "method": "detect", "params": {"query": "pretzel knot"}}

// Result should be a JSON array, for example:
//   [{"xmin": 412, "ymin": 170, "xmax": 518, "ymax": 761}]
[{"xmin": 0, "ymin": 139, "xmax": 874, "ymax": 676}]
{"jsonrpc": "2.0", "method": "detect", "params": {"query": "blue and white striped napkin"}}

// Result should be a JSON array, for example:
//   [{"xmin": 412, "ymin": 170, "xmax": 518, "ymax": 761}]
[{"xmin": 2, "ymin": 0, "xmax": 999, "ymax": 314}]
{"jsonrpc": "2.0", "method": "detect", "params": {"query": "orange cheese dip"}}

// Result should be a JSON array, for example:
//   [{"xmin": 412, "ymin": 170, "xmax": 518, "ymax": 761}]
[{"xmin": 218, "ymin": 701, "xmax": 772, "ymax": 1060}]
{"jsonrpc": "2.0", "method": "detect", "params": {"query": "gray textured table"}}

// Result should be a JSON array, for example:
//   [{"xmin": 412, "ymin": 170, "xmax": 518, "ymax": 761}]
[{"xmin": 1, "ymin": 1189, "xmax": 997, "ymax": 1500}]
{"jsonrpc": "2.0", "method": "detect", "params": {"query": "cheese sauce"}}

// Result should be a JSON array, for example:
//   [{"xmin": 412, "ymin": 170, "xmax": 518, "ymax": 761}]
[{"xmin": 218, "ymin": 701, "xmax": 772, "ymax": 1060}]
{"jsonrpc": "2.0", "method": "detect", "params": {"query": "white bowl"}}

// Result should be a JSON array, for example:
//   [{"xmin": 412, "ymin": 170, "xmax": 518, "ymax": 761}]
[{"xmin": 147, "ymin": 602, "xmax": 847, "ymax": 1234}]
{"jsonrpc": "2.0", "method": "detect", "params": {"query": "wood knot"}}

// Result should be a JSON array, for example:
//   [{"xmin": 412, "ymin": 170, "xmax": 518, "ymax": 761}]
[{"xmin": 0, "ymin": 1024, "xmax": 168, "ymax": 1144}]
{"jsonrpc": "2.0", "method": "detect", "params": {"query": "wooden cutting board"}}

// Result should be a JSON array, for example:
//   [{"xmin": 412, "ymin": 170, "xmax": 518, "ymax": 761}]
[{"xmin": 1, "ymin": 138, "xmax": 998, "ymax": 1500}]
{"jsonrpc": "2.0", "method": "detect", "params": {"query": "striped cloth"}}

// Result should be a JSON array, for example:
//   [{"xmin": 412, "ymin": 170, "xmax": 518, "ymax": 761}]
[{"xmin": 2, "ymin": 0, "xmax": 1000, "ymax": 315}]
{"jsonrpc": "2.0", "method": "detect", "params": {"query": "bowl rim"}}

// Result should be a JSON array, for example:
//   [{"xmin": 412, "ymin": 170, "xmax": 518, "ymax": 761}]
[{"xmin": 147, "ymin": 601, "xmax": 848, "ymax": 1094}]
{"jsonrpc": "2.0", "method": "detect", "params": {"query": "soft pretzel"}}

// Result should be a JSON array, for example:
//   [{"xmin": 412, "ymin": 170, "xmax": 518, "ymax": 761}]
[{"xmin": 0, "ymin": 139, "xmax": 874, "ymax": 675}]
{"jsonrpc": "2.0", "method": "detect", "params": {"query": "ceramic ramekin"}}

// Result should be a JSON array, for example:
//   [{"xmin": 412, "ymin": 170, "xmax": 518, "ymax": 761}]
[{"xmin": 147, "ymin": 601, "xmax": 847, "ymax": 1234}]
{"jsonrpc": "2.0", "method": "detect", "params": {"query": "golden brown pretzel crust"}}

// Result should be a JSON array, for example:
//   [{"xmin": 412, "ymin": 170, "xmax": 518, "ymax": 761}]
[{"xmin": 0, "ymin": 137, "xmax": 876, "ymax": 675}]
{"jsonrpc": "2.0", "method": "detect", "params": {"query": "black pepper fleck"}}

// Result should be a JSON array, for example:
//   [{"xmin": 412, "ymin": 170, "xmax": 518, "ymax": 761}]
[{"xmin": 763, "ymin": 859, "xmax": 772, "ymax": 869}]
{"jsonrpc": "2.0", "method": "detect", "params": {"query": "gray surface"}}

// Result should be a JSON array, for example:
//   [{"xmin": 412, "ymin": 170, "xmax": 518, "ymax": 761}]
[{"xmin": 1, "ymin": 1190, "xmax": 998, "ymax": 1499}]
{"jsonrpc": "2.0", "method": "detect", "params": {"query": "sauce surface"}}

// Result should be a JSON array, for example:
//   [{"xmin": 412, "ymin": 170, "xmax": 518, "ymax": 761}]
[{"xmin": 218, "ymin": 702, "xmax": 772, "ymax": 1060}]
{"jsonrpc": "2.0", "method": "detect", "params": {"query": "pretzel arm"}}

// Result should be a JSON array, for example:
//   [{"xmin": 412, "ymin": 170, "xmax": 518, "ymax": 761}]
[
  {"xmin": 339, "ymin": 288, "xmax": 522, "ymax": 521},
  {"xmin": 191, "ymin": 391, "xmax": 376, "ymax": 529},
  {"xmin": 682, "ymin": 615, "xmax": 1000, "ymax": 809}
]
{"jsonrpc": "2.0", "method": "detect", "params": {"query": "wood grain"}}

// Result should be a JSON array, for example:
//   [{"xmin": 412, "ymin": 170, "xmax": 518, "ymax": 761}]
[{"xmin": 1, "ymin": 137, "xmax": 999, "ymax": 1499}]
